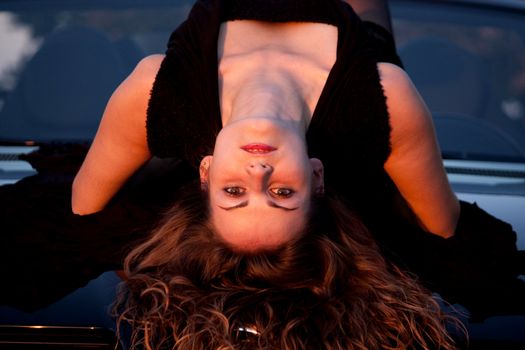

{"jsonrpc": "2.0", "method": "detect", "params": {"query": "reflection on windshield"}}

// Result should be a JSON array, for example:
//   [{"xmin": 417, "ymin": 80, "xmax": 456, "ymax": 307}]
[
  {"xmin": 0, "ymin": 4, "xmax": 189, "ymax": 144},
  {"xmin": 393, "ymin": 3, "xmax": 525, "ymax": 162},
  {"xmin": 0, "ymin": 13, "xmax": 40, "ymax": 110}
]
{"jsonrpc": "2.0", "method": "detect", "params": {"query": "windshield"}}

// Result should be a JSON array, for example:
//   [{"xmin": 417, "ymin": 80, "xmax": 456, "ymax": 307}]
[
  {"xmin": 1, "ymin": 0, "xmax": 525, "ymax": 163},
  {"xmin": 0, "ymin": 0, "xmax": 191, "ymax": 144},
  {"xmin": 392, "ymin": 0, "xmax": 525, "ymax": 163}
]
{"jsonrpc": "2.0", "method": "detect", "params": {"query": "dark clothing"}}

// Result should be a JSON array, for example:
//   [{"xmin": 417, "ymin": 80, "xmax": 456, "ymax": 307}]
[
  {"xmin": 0, "ymin": 0, "xmax": 522, "ymax": 319},
  {"xmin": 147, "ymin": 0, "xmax": 400, "ymax": 224},
  {"xmin": 146, "ymin": 0, "xmax": 524, "ymax": 319}
]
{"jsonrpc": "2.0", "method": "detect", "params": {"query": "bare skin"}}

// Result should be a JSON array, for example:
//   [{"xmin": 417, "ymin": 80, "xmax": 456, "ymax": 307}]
[
  {"xmin": 71, "ymin": 55, "xmax": 159, "ymax": 214},
  {"xmin": 199, "ymin": 117, "xmax": 325, "ymax": 251},
  {"xmin": 380, "ymin": 63, "xmax": 459, "ymax": 237},
  {"xmin": 72, "ymin": 8, "xmax": 459, "ymax": 239}
]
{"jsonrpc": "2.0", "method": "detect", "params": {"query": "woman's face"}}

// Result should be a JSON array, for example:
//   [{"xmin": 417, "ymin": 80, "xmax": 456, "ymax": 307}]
[{"xmin": 200, "ymin": 117, "xmax": 324, "ymax": 252}]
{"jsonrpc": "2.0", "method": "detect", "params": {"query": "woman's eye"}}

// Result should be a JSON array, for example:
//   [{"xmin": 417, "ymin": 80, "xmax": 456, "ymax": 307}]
[
  {"xmin": 223, "ymin": 187, "xmax": 246, "ymax": 197},
  {"xmin": 269, "ymin": 188, "xmax": 294, "ymax": 198}
]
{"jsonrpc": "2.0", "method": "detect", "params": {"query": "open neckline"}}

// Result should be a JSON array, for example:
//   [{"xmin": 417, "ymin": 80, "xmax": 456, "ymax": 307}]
[
  {"xmin": 309, "ymin": 25, "xmax": 342, "ymax": 130},
  {"xmin": 215, "ymin": 21, "xmax": 342, "ymax": 131}
]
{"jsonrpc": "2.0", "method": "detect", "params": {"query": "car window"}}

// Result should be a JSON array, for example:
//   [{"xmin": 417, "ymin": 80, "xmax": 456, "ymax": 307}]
[
  {"xmin": 0, "ymin": 0, "xmax": 191, "ymax": 144},
  {"xmin": 392, "ymin": 0, "xmax": 525, "ymax": 163}
]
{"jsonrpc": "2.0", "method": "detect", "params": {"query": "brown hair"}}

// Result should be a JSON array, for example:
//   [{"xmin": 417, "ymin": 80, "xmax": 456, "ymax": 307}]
[{"xmin": 114, "ymin": 184, "xmax": 461, "ymax": 349}]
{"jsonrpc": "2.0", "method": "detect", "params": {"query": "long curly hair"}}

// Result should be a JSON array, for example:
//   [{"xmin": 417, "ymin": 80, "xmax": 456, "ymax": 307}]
[{"xmin": 114, "ymin": 184, "xmax": 461, "ymax": 349}]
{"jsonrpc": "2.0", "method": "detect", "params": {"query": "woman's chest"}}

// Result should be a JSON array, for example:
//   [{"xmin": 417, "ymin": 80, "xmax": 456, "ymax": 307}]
[{"xmin": 217, "ymin": 21, "xmax": 338, "ymax": 123}]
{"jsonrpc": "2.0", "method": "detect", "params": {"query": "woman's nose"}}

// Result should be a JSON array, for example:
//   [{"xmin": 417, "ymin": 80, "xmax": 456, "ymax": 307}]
[{"xmin": 246, "ymin": 162, "xmax": 273, "ymax": 177}]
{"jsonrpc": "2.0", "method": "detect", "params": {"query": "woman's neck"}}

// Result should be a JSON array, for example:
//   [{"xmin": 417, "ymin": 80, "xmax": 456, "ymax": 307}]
[
  {"xmin": 224, "ymin": 73, "xmax": 310, "ymax": 133},
  {"xmin": 218, "ymin": 21, "xmax": 338, "ymax": 135}
]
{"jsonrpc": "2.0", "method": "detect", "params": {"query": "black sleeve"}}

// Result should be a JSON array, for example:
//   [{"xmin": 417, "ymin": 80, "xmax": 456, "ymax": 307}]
[
  {"xmin": 363, "ymin": 20, "xmax": 404, "ymax": 68},
  {"xmin": 0, "ymin": 145, "xmax": 194, "ymax": 311},
  {"xmin": 414, "ymin": 201, "xmax": 524, "ymax": 320}
]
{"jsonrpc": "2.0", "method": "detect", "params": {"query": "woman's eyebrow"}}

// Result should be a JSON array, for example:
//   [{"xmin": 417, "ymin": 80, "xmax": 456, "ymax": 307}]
[
  {"xmin": 267, "ymin": 201, "xmax": 299, "ymax": 211},
  {"xmin": 218, "ymin": 201, "xmax": 248, "ymax": 210},
  {"xmin": 218, "ymin": 201, "xmax": 298, "ymax": 211}
]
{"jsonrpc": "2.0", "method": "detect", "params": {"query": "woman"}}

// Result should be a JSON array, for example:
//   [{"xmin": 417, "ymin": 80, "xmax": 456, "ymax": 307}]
[
  {"xmin": 0, "ymin": 0, "xmax": 521, "ymax": 341},
  {"xmin": 66, "ymin": 0, "xmax": 523, "ymax": 309},
  {"xmin": 62, "ymin": 0, "xmax": 463, "ymax": 347},
  {"xmin": 72, "ymin": 0, "xmax": 457, "ymax": 240}
]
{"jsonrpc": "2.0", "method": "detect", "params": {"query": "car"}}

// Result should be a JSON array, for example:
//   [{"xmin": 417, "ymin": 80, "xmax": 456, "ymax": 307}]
[
  {"xmin": 391, "ymin": 0, "xmax": 525, "ymax": 347},
  {"xmin": 0, "ymin": 0, "xmax": 524, "ymax": 349}
]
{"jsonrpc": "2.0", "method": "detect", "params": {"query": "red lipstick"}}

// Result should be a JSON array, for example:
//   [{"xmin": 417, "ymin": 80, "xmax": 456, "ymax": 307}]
[{"xmin": 240, "ymin": 143, "xmax": 277, "ymax": 154}]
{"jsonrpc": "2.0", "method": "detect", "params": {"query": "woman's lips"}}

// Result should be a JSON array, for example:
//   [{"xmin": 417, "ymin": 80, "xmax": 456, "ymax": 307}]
[{"xmin": 240, "ymin": 143, "xmax": 277, "ymax": 154}]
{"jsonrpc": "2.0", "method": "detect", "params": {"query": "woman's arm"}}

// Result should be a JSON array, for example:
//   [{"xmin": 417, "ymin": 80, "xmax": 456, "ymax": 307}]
[
  {"xmin": 71, "ymin": 54, "xmax": 164, "ymax": 215},
  {"xmin": 379, "ymin": 62, "xmax": 460, "ymax": 238}
]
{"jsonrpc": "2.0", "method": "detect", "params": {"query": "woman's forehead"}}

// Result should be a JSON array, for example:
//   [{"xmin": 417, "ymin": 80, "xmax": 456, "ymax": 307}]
[{"xmin": 210, "ymin": 205, "xmax": 308, "ymax": 252}]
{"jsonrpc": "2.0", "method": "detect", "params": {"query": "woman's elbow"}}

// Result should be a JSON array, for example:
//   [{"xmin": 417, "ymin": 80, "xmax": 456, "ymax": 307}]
[
  {"xmin": 445, "ymin": 196, "xmax": 461, "ymax": 238},
  {"xmin": 71, "ymin": 174, "xmax": 103, "ymax": 215},
  {"xmin": 71, "ymin": 175, "xmax": 88, "ymax": 215},
  {"xmin": 427, "ymin": 196, "xmax": 461, "ymax": 239}
]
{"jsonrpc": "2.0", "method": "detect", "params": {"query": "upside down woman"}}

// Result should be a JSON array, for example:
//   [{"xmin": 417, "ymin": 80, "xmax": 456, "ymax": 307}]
[
  {"xmin": 70, "ymin": 0, "xmax": 521, "ymax": 293},
  {"xmin": 70, "ymin": 0, "xmax": 468, "ymax": 347},
  {"xmin": 1, "ymin": 0, "xmax": 523, "ymax": 348}
]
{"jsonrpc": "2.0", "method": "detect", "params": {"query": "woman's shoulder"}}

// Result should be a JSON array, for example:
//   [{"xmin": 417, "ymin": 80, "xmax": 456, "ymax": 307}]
[
  {"xmin": 110, "ymin": 54, "xmax": 165, "ymax": 106},
  {"xmin": 102, "ymin": 54, "xmax": 167, "ymax": 130},
  {"xmin": 377, "ymin": 62, "xmax": 410, "ymax": 89},
  {"xmin": 127, "ymin": 54, "xmax": 165, "ymax": 87},
  {"xmin": 109, "ymin": 54, "xmax": 166, "ymax": 123},
  {"xmin": 137, "ymin": 54, "xmax": 165, "ymax": 71},
  {"xmin": 377, "ymin": 62, "xmax": 428, "ymax": 130}
]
